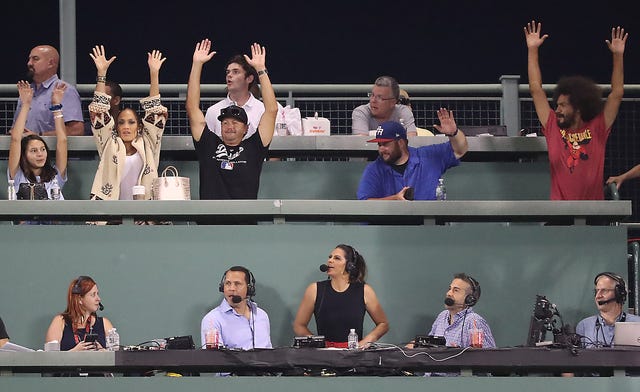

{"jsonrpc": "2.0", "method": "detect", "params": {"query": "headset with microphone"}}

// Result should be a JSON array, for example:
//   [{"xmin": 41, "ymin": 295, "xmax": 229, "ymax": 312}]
[
  {"xmin": 219, "ymin": 266, "xmax": 256, "ymax": 304},
  {"xmin": 594, "ymin": 272, "xmax": 627, "ymax": 305},
  {"xmin": 218, "ymin": 266, "xmax": 258, "ymax": 349},
  {"xmin": 445, "ymin": 274, "xmax": 481, "ymax": 308},
  {"xmin": 72, "ymin": 276, "xmax": 104, "ymax": 311}
]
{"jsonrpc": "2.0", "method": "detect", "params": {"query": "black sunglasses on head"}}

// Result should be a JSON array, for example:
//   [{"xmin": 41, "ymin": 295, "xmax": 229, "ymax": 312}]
[{"xmin": 398, "ymin": 97, "xmax": 411, "ymax": 106}]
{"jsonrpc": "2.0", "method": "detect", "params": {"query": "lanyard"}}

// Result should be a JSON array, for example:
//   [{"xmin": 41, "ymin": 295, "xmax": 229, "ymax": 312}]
[{"xmin": 73, "ymin": 315, "xmax": 93, "ymax": 344}]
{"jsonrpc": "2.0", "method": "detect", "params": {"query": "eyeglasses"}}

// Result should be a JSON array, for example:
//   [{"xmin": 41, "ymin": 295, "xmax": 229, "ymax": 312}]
[
  {"xmin": 594, "ymin": 288, "xmax": 615, "ymax": 295},
  {"xmin": 368, "ymin": 92, "xmax": 396, "ymax": 102},
  {"xmin": 398, "ymin": 97, "xmax": 411, "ymax": 106}
]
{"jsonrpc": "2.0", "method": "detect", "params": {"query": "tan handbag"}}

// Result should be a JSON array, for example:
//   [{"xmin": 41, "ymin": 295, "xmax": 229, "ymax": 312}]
[{"xmin": 152, "ymin": 166, "xmax": 191, "ymax": 200}]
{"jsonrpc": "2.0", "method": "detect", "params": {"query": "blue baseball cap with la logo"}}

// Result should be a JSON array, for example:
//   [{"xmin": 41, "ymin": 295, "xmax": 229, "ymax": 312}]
[{"xmin": 367, "ymin": 121, "xmax": 407, "ymax": 142}]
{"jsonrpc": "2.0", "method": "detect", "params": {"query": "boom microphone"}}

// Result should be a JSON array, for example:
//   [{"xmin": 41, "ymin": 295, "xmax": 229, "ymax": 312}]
[
  {"xmin": 444, "ymin": 297, "xmax": 455, "ymax": 306},
  {"xmin": 597, "ymin": 298, "xmax": 616, "ymax": 306},
  {"xmin": 98, "ymin": 302, "xmax": 104, "ymax": 311},
  {"xmin": 319, "ymin": 264, "xmax": 329, "ymax": 272},
  {"xmin": 231, "ymin": 295, "xmax": 243, "ymax": 304}
]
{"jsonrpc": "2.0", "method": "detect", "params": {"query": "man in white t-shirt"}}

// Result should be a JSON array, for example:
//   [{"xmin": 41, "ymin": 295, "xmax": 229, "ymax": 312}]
[{"xmin": 204, "ymin": 55, "xmax": 265, "ymax": 140}]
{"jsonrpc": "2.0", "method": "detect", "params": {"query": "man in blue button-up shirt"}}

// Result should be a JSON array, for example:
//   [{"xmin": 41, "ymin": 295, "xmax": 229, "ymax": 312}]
[
  {"xmin": 200, "ymin": 266, "xmax": 272, "ymax": 350},
  {"xmin": 357, "ymin": 109, "xmax": 468, "ymax": 200}
]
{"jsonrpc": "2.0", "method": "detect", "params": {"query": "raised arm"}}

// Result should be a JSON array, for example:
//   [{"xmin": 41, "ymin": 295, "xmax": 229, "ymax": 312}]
[
  {"xmin": 433, "ymin": 108, "xmax": 468, "ymax": 159},
  {"xmin": 361, "ymin": 284, "xmax": 389, "ymax": 347},
  {"xmin": 89, "ymin": 45, "xmax": 116, "ymax": 97},
  {"xmin": 246, "ymin": 43, "xmax": 277, "ymax": 147},
  {"xmin": 8, "ymin": 81, "xmax": 33, "ymax": 179},
  {"xmin": 292, "ymin": 283, "xmax": 317, "ymax": 336},
  {"xmin": 147, "ymin": 50, "xmax": 167, "ymax": 97},
  {"xmin": 524, "ymin": 20, "xmax": 551, "ymax": 126},
  {"xmin": 51, "ymin": 82, "xmax": 68, "ymax": 178},
  {"xmin": 186, "ymin": 39, "xmax": 216, "ymax": 142},
  {"xmin": 603, "ymin": 26, "xmax": 628, "ymax": 129}
]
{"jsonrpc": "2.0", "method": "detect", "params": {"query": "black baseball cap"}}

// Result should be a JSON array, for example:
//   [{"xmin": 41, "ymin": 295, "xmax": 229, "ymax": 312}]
[{"xmin": 218, "ymin": 105, "xmax": 248, "ymax": 125}]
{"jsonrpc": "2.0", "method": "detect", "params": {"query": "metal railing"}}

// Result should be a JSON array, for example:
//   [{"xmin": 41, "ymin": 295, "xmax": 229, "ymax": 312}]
[{"xmin": 2, "ymin": 82, "xmax": 640, "ymax": 223}]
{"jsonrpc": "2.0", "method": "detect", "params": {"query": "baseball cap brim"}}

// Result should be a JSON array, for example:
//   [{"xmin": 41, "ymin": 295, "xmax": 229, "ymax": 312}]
[{"xmin": 367, "ymin": 137, "xmax": 396, "ymax": 143}]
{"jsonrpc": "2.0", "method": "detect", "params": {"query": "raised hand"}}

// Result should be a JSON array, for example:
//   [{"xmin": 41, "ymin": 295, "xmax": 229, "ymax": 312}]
[
  {"xmin": 433, "ymin": 108, "xmax": 458, "ymax": 135},
  {"xmin": 192, "ymin": 39, "xmax": 216, "ymax": 65},
  {"xmin": 606, "ymin": 26, "xmax": 628, "ymax": 55},
  {"xmin": 147, "ymin": 49, "xmax": 167, "ymax": 73},
  {"xmin": 16, "ymin": 80, "xmax": 33, "ymax": 105},
  {"xmin": 244, "ymin": 43, "xmax": 266, "ymax": 71},
  {"xmin": 89, "ymin": 45, "xmax": 116, "ymax": 75},
  {"xmin": 524, "ymin": 20, "xmax": 548, "ymax": 49},
  {"xmin": 51, "ymin": 82, "xmax": 67, "ymax": 105}
]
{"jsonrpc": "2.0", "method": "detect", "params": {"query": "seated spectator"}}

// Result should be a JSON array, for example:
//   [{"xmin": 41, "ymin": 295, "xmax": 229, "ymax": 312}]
[
  {"xmin": 11, "ymin": 45, "xmax": 84, "ymax": 136},
  {"xmin": 293, "ymin": 244, "xmax": 389, "ymax": 348},
  {"xmin": 45, "ymin": 276, "xmax": 114, "ymax": 351},
  {"xmin": 8, "ymin": 80, "xmax": 67, "ymax": 200},
  {"xmin": 357, "ymin": 110, "xmax": 468, "ymax": 200},
  {"xmin": 88, "ymin": 45, "xmax": 167, "ymax": 200},
  {"xmin": 352, "ymin": 76, "xmax": 417, "ymax": 136}
]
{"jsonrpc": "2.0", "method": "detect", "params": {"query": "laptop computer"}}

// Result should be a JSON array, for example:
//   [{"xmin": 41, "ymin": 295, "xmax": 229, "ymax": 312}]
[{"xmin": 613, "ymin": 322, "xmax": 640, "ymax": 347}]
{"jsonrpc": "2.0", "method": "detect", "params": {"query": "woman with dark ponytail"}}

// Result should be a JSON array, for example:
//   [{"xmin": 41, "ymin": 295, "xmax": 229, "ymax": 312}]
[{"xmin": 293, "ymin": 244, "xmax": 389, "ymax": 348}]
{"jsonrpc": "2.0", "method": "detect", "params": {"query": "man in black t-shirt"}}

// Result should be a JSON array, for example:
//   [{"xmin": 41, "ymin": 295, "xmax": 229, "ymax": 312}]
[{"xmin": 186, "ymin": 39, "xmax": 277, "ymax": 200}]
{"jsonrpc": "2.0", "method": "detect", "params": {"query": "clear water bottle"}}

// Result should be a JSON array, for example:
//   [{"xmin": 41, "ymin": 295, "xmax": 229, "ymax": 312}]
[
  {"xmin": 106, "ymin": 328, "xmax": 120, "ymax": 351},
  {"xmin": 7, "ymin": 179, "xmax": 16, "ymax": 200},
  {"xmin": 50, "ymin": 177, "xmax": 60, "ymax": 200},
  {"xmin": 435, "ymin": 178, "xmax": 447, "ymax": 201},
  {"xmin": 347, "ymin": 328, "xmax": 358, "ymax": 350}
]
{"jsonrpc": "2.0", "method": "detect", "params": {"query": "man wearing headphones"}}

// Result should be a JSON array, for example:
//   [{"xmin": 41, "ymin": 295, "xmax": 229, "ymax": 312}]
[
  {"xmin": 576, "ymin": 272, "xmax": 640, "ymax": 348},
  {"xmin": 428, "ymin": 273, "xmax": 495, "ymax": 348},
  {"xmin": 200, "ymin": 266, "xmax": 272, "ymax": 350}
]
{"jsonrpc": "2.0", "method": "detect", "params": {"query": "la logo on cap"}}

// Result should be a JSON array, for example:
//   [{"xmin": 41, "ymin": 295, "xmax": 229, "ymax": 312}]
[{"xmin": 376, "ymin": 126, "xmax": 384, "ymax": 136}]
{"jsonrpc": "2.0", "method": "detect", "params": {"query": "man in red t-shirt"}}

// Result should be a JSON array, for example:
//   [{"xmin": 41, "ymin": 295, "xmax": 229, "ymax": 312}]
[{"xmin": 524, "ymin": 21, "xmax": 628, "ymax": 200}]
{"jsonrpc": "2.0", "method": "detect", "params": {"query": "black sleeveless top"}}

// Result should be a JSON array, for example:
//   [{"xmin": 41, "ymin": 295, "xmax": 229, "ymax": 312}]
[
  {"xmin": 314, "ymin": 280, "xmax": 365, "ymax": 342},
  {"xmin": 60, "ymin": 315, "xmax": 106, "ymax": 351}
]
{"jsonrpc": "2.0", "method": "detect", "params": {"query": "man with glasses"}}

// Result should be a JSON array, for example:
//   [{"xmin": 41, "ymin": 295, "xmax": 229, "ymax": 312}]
[
  {"xmin": 576, "ymin": 272, "xmax": 640, "ymax": 348},
  {"xmin": 352, "ymin": 76, "xmax": 417, "ymax": 136},
  {"xmin": 187, "ymin": 40, "xmax": 277, "ymax": 200}
]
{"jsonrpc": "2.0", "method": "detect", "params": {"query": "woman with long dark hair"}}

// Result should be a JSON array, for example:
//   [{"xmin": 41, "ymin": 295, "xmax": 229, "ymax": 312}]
[
  {"xmin": 8, "ymin": 80, "xmax": 67, "ymax": 199},
  {"xmin": 293, "ymin": 244, "xmax": 389, "ymax": 348},
  {"xmin": 88, "ymin": 45, "xmax": 167, "ymax": 200}
]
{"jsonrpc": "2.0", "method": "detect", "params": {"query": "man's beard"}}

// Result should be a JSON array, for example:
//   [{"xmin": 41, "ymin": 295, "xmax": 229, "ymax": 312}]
[
  {"xmin": 26, "ymin": 68, "xmax": 35, "ymax": 83},
  {"xmin": 556, "ymin": 113, "xmax": 574, "ymax": 129}
]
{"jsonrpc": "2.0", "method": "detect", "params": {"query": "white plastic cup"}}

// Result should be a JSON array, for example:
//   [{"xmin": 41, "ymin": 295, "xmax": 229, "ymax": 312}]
[
  {"xmin": 44, "ymin": 340, "xmax": 60, "ymax": 351},
  {"xmin": 132, "ymin": 185, "xmax": 146, "ymax": 200}
]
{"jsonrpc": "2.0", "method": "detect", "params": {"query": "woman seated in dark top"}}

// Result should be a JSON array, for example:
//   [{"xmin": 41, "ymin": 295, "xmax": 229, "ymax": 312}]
[
  {"xmin": 45, "ymin": 276, "xmax": 114, "ymax": 351},
  {"xmin": 293, "ymin": 244, "xmax": 389, "ymax": 348}
]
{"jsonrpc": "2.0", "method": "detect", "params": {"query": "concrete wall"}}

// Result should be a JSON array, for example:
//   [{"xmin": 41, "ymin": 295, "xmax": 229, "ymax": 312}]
[{"xmin": 0, "ymin": 224, "xmax": 625, "ymax": 350}]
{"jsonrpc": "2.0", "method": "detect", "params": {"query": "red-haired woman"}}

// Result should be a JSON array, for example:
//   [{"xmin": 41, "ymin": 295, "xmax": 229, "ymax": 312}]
[{"xmin": 45, "ymin": 276, "xmax": 114, "ymax": 351}]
